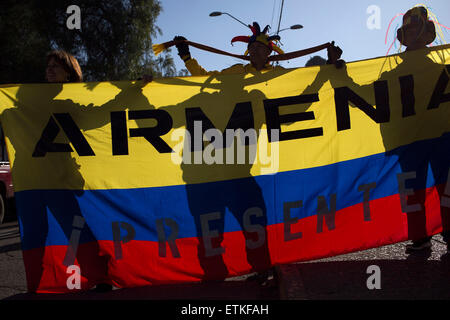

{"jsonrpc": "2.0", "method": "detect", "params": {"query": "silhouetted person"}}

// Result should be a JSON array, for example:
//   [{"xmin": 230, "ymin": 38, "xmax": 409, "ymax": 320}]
[
  {"xmin": 395, "ymin": 7, "xmax": 449, "ymax": 251},
  {"xmin": 4, "ymin": 51, "xmax": 108, "ymax": 292},
  {"xmin": 3, "ymin": 50, "xmax": 154, "ymax": 292},
  {"xmin": 305, "ymin": 56, "xmax": 327, "ymax": 67},
  {"xmin": 157, "ymin": 71, "xmax": 285, "ymax": 282},
  {"xmin": 325, "ymin": 7, "xmax": 450, "ymax": 253},
  {"xmin": 174, "ymin": 22, "xmax": 285, "ymax": 75}
]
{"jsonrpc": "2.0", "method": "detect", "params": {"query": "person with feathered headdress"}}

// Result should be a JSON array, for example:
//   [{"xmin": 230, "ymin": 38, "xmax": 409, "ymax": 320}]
[{"xmin": 174, "ymin": 22, "xmax": 286, "ymax": 76}]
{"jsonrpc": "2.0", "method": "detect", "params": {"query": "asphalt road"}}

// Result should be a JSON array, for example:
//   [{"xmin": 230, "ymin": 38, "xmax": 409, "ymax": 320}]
[
  {"xmin": 0, "ymin": 218, "xmax": 278, "ymax": 301},
  {"xmin": 1, "ymin": 216, "xmax": 449, "ymax": 301},
  {"xmin": 277, "ymin": 235, "xmax": 450, "ymax": 300},
  {"xmin": 0, "ymin": 220, "xmax": 26, "ymax": 299}
]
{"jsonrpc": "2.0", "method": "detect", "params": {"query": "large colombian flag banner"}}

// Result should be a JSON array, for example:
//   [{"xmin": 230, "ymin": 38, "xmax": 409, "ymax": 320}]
[{"xmin": 0, "ymin": 45, "xmax": 449, "ymax": 293}]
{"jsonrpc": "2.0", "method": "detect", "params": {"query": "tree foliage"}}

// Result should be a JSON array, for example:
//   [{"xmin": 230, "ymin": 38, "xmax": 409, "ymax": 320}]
[{"xmin": 0, "ymin": 0, "xmax": 178, "ymax": 83}]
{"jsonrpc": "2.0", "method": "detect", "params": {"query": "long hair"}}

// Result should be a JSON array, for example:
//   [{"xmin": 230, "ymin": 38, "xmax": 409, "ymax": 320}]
[{"xmin": 46, "ymin": 50, "xmax": 83, "ymax": 82}]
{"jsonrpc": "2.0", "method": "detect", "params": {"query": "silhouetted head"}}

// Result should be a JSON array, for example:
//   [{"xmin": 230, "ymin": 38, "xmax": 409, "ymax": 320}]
[
  {"xmin": 305, "ymin": 56, "xmax": 327, "ymax": 67},
  {"xmin": 231, "ymin": 22, "xmax": 284, "ymax": 71},
  {"xmin": 397, "ymin": 7, "xmax": 436, "ymax": 51}
]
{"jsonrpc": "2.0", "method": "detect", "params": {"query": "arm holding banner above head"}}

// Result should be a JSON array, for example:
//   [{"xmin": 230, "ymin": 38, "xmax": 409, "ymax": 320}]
[
  {"xmin": 157, "ymin": 35, "xmax": 340, "ymax": 75},
  {"xmin": 172, "ymin": 36, "xmax": 223, "ymax": 76},
  {"xmin": 171, "ymin": 36, "xmax": 239, "ymax": 76},
  {"xmin": 174, "ymin": 36, "xmax": 192, "ymax": 62},
  {"xmin": 173, "ymin": 36, "xmax": 206, "ymax": 76},
  {"xmin": 327, "ymin": 41, "xmax": 345, "ymax": 69},
  {"xmin": 153, "ymin": 37, "xmax": 330, "ymax": 66}
]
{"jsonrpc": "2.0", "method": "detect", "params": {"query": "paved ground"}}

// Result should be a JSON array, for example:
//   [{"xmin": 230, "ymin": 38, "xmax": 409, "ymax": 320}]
[
  {"xmin": 0, "ymin": 219, "xmax": 278, "ymax": 301},
  {"xmin": 0, "ymin": 220, "xmax": 26, "ymax": 299},
  {"xmin": 276, "ymin": 234, "xmax": 450, "ymax": 300},
  {"xmin": 1, "ymin": 216, "xmax": 449, "ymax": 301}
]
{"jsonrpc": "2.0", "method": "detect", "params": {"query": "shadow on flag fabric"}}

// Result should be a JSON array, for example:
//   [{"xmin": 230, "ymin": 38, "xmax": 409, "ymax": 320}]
[{"xmin": 0, "ymin": 44, "xmax": 449, "ymax": 293}]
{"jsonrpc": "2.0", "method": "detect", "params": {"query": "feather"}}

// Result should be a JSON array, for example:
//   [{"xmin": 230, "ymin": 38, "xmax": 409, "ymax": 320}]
[
  {"xmin": 152, "ymin": 43, "xmax": 166, "ymax": 56},
  {"xmin": 231, "ymin": 36, "xmax": 250, "ymax": 44},
  {"xmin": 253, "ymin": 22, "xmax": 261, "ymax": 34}
]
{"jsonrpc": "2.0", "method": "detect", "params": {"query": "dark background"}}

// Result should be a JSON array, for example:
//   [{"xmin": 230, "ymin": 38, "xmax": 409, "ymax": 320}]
[{"xmin": 0, "ymin": 0, "xmax": 187, "ymax": 84}]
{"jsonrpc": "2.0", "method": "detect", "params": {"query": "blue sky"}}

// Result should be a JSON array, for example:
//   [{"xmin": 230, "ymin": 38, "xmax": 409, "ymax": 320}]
[{"xmin": 153, "ymin": 0, "xmax": 450, "ymax": 73}]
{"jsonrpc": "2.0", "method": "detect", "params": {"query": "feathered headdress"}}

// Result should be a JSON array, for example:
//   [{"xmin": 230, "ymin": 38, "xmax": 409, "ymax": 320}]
[{"xmin": 231, "ymin": 22, "xmax": 284, "ymax": 55}]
